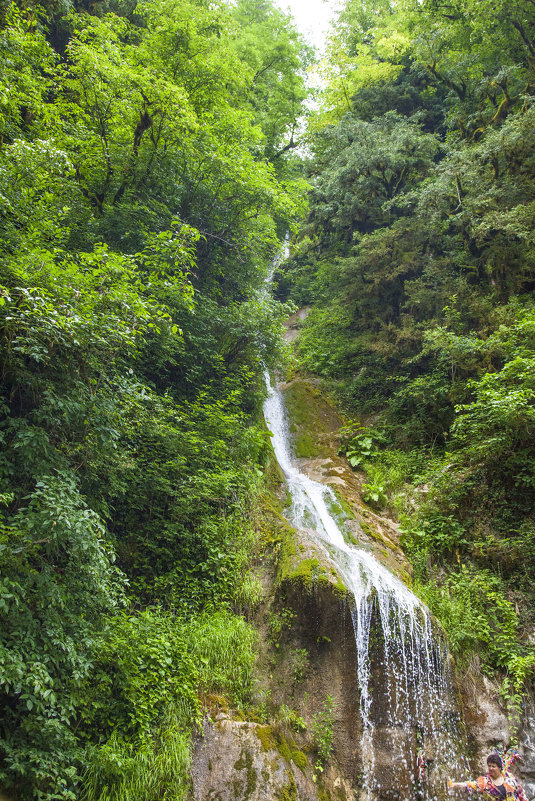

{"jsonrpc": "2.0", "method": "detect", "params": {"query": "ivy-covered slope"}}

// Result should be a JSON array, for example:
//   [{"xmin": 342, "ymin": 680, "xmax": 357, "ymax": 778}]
[
  {"xmin": 279, "ymin": 0, "xmax": 535, "ymax": 726},
  {"xmin": 0, "ymin": 0, "xmax": 310, "ymax": 797}
]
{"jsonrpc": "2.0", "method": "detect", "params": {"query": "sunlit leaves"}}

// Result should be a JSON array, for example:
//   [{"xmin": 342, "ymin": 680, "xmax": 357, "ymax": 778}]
[
  {"xmin": 0, "ymin": 0, "xmax": 308, "ymax": 796},
  {"xmin": 0, "ymin": 5, "xmax": 58, "ymax": 142}
]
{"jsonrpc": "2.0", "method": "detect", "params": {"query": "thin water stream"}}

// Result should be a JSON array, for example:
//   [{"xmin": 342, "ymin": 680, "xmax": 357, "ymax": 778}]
[{"xmin": 263, "ymin": 373, "xmax": 465, "ymax": 800}]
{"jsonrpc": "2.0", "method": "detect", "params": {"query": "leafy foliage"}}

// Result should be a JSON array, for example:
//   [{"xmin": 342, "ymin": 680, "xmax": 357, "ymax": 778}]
[
  {"xmin": 311, "ymin": 695, "xmax": 336, "ymax": 772},
  {"xmin": 284, "ymin": 0, "xmax": 535, "ymax": 714},
  {"xmin": 0, "ymin": 0, "xmax": 309, "ymax": 795}
]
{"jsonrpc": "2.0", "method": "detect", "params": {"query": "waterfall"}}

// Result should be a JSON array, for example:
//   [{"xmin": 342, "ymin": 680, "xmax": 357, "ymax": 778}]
[{"xmin": 263, "ymin": 374, "xmax": 465, "ymax": 801}]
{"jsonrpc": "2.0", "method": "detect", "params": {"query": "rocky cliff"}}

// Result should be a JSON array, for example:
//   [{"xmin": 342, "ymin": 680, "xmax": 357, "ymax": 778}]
[{"xmin": 191, "ymin": 349, "xmax": 534, "ymax": 801}]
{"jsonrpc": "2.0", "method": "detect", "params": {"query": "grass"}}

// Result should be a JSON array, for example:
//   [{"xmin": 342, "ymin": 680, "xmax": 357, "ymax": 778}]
[{"xmin": 81, "ymin": 707, "xmax": 192, "ymax": 801}]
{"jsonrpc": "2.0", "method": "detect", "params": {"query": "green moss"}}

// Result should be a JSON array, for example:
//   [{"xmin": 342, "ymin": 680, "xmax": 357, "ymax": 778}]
[
  {"xmin": 291, "ymin": 750, "xmax": 308, "ymax": 771},
  {"xmin": 326, "ymin": 567, "xmax": 347, "ymax": 596},
  {"xmin": 335, "ymin": 784, "xmax": 348, "ymax": 801},
  {"xmin": 276, "ymin": 736, "xmax": 292, "ymax": 762},
  {"xmin": 234, "ymin": 749, "xmax": 257, "ymax": 799},
  {"xmin": 291, "ymin": 557, "xmax": 321, "ymax": 581},
  {"xmin": 256, "ymin": 725, "xmax": 276, "ymax": 752},
  {"xmin": 278, "ymin": 532, "xmax": 349, "ymax": 597},
  {"xmin": 358, "ymin": 518, "xmax": 375, "ymax": 538},
  {"xmin": 278, "ymin": 773, "xmax": 297, "ymax": 801},
  {"xmin": 343, "ymin": 528, "xmax": 359, "ymax": 546},
  {"xmin": 284, "ymin": 381, "xmax": 319, "ymax": 458},
  {"xmin": 294, "ymin": 430, "xmax": 317, "ymax": 458},
  {"xmin": 358, "ymin": 516, "xmax": 392, "ymax": 549},
  {"xmin": 256, "ymin": 726, "xmax": 307, "ymax": 779},
  {"xmin": 275, "ymin": 514, "xmax": 350, "ymax": 599},
  {"xmin": 276, "ymin": 527, "xmax": 298, "ymax": 584},
  {"xmin": 399, "ymin": 568, "xmax": 412, "ymax": 586},
  {"xmin": 333, "ymin": 576, "xmax": 348, "ymax": 596},
  {"xmin": 332, "ymin": 489, "xmax": 354, "ymax": 519},
  {"xmin": 261, "ymin": 495, "xmax": 292, "ymax": 528},
  {"xmin": 318, "ymin": 787, "xmax": 333, "ymax": 801},
  {"xmin": 282, "ymin": 380, "xmax": 338, "ymax": 459},
  {"xmin": 265, "ymin": 449, "xmax": 286, "ymax": 491}
]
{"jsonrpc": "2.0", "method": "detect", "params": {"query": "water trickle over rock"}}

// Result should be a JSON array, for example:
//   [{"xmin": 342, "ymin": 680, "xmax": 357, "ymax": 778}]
[{"xmin": 263, "ymin": 374, "xmax": 466, "ymax": 801}]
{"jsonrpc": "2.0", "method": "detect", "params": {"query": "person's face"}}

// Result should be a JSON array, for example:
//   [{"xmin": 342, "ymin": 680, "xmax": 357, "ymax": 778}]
[{"xmin": 488, "ymin": 763, "xmax": 502, "ymax": 780}]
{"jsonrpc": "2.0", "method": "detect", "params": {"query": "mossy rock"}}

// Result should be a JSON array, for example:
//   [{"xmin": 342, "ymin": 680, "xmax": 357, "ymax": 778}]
[
  {"xmin": 288, "ymin": 557, "xmax": 323, "ymax": 583},
  {"xmin": 234, "ymin": 749, "xmax": 257, "ymax": 798},
  {"xmin": 265, "ymin": 449, "xmax": 286, "ymax": 491},
  {"xmin": 256, "ymin": 725, "xmax": 277, "ymax": 752},
  {"xmin": 329, "ymin": 487, "xmax": 355, "ymax": 521},
  {"xmin": 291, "ymin": 750, "xmax": 308, "ymax": 771},
  {"xmin": 276, "ymin": 528, "xmax": 349, "ymax": 600},
  {"xmin": 255, "ymin": 725, "xmax": 305, "ymax": 776},
  {"xmin": 258, "ymin": 494, "xmax": 297, "ymax": 549},
  {"xmin": 282, "ymin": 380, "xmax": 341, "ymax": 459},
  {"xmin": 357, "ymin": 515, "xmax": 395, "ymax": 549},
  {"xmin": 278, "ymin": 773, "xmax": 297, "ymax": 801},
  {"xmin": 318, "ymin": 787, "xmax": 333, "ymax": 801},
  {"xmin": 275, "ymin": 735, "xmax": 292, "ymax": 762}
]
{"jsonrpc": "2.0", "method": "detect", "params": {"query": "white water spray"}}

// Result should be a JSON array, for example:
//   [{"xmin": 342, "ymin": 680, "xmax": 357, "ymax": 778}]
[{"xmin": 263, "ymin": 374, "xmax": 465, "ymax": 800}]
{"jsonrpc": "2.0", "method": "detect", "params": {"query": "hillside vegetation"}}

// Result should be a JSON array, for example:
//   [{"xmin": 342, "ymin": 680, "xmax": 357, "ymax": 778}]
[
  {"xmin": 0, "ymin": 0, "xmax": 309, "ymax": 797},
  {"xmin": 279, "ymin": 0, "xmax": 535, "ymax": 726},
  {"xmin": 3, "ymin": 0, "xmax": 535, "ymax": 794}
]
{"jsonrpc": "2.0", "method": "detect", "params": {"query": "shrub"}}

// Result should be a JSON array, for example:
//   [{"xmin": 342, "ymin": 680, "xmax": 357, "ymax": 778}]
[
  {"xmin": 77, "ymin": 610, "xmax": 200, "ymax": 741},
  {"xmin": 312, "ymin": 695, "xmax": 336, "ymax": 769}
]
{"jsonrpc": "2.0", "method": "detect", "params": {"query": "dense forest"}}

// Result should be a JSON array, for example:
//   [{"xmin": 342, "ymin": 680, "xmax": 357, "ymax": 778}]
[
  {"xmin": 0, "ymin": 0, "xmax": 309, "ymax": 796},
  {"xmin": 3, "ymin": 0, "xmax": 535, "ymax": 796},
  {"xmin": 279, "ymin": 0, "xmax": 535, "ymax": 734}
]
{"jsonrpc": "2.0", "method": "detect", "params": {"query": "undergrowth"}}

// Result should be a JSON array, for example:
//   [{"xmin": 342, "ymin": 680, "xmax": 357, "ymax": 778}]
[{"xmin": 78, "ymin": 609, "xmax": 258, "ymax": 801}]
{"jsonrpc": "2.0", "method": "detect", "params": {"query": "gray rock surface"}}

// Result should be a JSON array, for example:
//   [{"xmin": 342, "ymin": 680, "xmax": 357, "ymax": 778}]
[
  {"xmin": 192, "ymin": 718, "xmax": 317, "ymax": 801},
  {"xmin": 520, "ymin": 696, "xmax": 535, "ymax": 797},
  {"xmin": 461, "ymin": 678, "xmax": 535, "ymax": 797}
]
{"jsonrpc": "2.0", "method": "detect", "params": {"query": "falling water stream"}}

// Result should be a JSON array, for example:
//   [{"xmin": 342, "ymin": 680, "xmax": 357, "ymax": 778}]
[{"xmin": 263, "ymin": 373, "xmax": 465, "ymax": 800}]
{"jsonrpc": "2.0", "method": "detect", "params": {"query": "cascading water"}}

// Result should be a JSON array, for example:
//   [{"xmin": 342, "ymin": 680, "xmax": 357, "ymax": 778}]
[{"xmin": 263, "ymin": 374, "xmax": 466, "ymax": 800}]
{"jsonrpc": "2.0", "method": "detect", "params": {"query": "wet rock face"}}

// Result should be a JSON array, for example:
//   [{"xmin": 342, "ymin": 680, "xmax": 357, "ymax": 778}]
[
  {"xmin": 520, "ymin": 697, "xmax": 535, "ymax": 799},
  {"xmin": 462, "ymin": 676, "xmax": 510, "ymax": 760},
  {"xmin": 276, "ymin": 567, "xmax": 363, "ymax": 784},
  {"xmin": 192, "ymin": 716, "xmax": 357, "ymax": 801},
  {"xmin": 191, "ymin": 555, "xmax": 361, "ymax": 801}
]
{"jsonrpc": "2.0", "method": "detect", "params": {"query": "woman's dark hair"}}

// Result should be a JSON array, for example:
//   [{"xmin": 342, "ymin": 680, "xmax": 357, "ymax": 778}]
[{"xmin": 487, "ymin": 754, "xmax": 503, "ymax": 770}]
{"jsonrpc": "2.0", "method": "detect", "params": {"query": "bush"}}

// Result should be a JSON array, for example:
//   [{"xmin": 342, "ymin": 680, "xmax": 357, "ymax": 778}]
[
  {"xmin": 77, "ymin": 610, "xmax": 200, "ymax": 741},
  {"xmin": 312, "ymin": 696, "xmax": 336, "ymax": 770},
  {"xmin": 415, "ymin": 565, "xmax": 535, "ymax": 728}
]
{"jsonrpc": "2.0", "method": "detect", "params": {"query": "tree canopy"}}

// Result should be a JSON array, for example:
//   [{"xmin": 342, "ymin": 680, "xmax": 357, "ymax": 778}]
[
  {"xmin": 281, "ymin": 0, "xmax": 535, "ymax": 719},
  {"xmin": 0, "ymin": 0, "xmax": 309, "ymax": 796}
]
